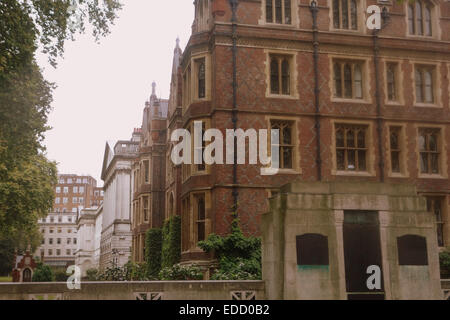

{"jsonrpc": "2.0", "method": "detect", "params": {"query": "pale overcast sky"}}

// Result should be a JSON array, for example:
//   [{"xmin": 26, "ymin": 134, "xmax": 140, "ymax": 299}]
[{"xmin": 38, "ymin": 1, "xmax": 194, "ymax": 186}]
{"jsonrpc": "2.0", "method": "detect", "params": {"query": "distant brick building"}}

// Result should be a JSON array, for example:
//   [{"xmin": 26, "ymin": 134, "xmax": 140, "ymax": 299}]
[
  {"xmin": 12, "ymin": 249, "xmax": 37, "ymax": 283},
  {"xmin": 34, "ymin": 174, "xmax": 103, "ymax": 268}
]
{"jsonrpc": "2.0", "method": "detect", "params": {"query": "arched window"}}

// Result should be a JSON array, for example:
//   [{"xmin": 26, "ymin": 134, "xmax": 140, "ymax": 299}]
[
  {"xmin": 198, "ymin": 61, "xmax": 206, "ymax": 99},
  {"xmin": 416, "ymin": 2, "xmax": 423, "ymax": 35},
  {"xmin": 408, "ymin": 5, "xmax": 415, "ymax": 34},
  {"xmin": 424, "ymin": 6, "xmax": 432, "ymax": 36},
  {"xmin": 408, "ymin": 1, "xmax": 433, "ymax": 36}
]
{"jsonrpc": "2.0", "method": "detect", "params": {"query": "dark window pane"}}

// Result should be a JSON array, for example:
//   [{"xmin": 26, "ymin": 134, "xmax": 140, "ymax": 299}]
[
  {"xmin": 391, "ymin": 151, "xmax": 400, "ymax": 173},
  {"xmin": 283, "ymin": 147, "xmax": 293, "ymax": 169},
  {"xmin": 420, "ymin": 153, "xmax": 429, "ymax": 173},
  {"xmin": 334, "ymin": 63, "xmax": 342, "ymax": 97},
  {"xmin": 266, "ymin": 0, "xmax": 273, "ymax": 23},
  {"xmin": 429, "ymin": 133, "xmax": 437, "ymax": 151},
  {"xmin": 358, "ymin": 150, "xmax": 366, "ymax": 171},
  {"xmin": 337, "ymin": 150, "xmax": 345, "ymax": 170},
  {"xmin": 198, "ymin": 62, "xmax": 206, "ymax": 98},
  {"xmin": 347, "ymin": 129, "xmax": 355, "ymax": 148},
  {"xmin": 408, "ymin": 5, "xmax": 415, "ymax": 34},
  {"xmin": 270, "ymin": 58, "xmax": 279, "ymax": 94},
  {"xmin": 431, "ymin": 154, "xmax": 439, "ymax": 174},
  {"xmin": 415, "ymin": 70, "xmax": 423, "ymax": 102},
  {"xmin": 296, "ymin": 234, "xmax": 329, "ymax": 266},
  {"xmin": 333, "ymin": 0, "xmax": 340, "ymax": 28},
  {"xmin": 397, "ymin": 235, "xmax": 428, "ymax": 266},
  {"xmin": 347, "ymin": 150, "xmax": 356, "ymax": 170},
  {"xmin": 281, "ymin": 59, "xmax": 290, "ymax": 95},
  {"xmin": 416, "ymin": 2, "xmax": 423, "ymax": 35},
  {"xmin": 284, "ymin": 0, "xmax": 291, "ymax": 24},
  {"xmin": 344, "ymin": 64, "xmax": 352, "ymax": 98},
  {"xmin": 390, "ymin": 131, "xmax": 398, "ymax": 149},
  {"xmin": 336, "ymin": 129, "xmax": 344, "ymax": 147},
  {"xmin": 425, "ymin": 7, "xmax": 432, "ymax": 36},
  {"xmin": 275, "ymin": 0, "xmax": 282, "ymax": 24},
  {"xmin": 357, "ymin": 130, "xmax": 365, "ymax": 148},
  {"xmin": 342, "ymin": 0, "xmax": 349, "ymax": 29},
  {"xmin": 350, "ymin": 0, "xmax": 357, "ymax": 30},
  {"xmin": 282, "ymin": 125, "xmax": 291, "ymax": 145}
]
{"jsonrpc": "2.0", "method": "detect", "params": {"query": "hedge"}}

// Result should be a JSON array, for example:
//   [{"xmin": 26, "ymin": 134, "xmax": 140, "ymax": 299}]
[
  {"xmin": 145, "ymin": 228, "xmax": 162, "ymax": 278},
  {"xmin": 161, "ymin": 215, "xmax": 181, "ymax": 269}
]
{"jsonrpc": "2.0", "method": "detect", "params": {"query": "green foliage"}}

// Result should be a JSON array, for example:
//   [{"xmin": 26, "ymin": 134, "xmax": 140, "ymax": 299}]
[
  {"xmin": 159, "ymin": 264, "xmax": 203, "ymax": 281},
  {"xmin": 145, "ymin": 228, "xmax": 162, "ymax": 278},
  {"xmin": 198, "ymin": 215, "xmax": 262, "ymax": 280},
  {"xmin": 54, "ymin": 270, "xmax": 68, "ymax": 282},
  {"xmin": 86, "ymin": 268, "xmax": 99, "ymax": 281},
  {"xmin": 0, "ymin": 0, "xmax": 121, "ymax": 246},
  {"xmin": 32, "ymin": 263, "xmax": 54, "ymax": 282},
  {"xmin": 124, "ymin": 261, "xmax": 148, "ymax": 281},
  {"xmin": 161, "ymin": 215, "xmax": 181, "ymax": 269},
  {"xmin": 440, "ymin": 251, "xmax": 450, "ymax": 278},
  {"xmin": 96, "ymin": 266, "xmax": 127, "ymax": 281}
]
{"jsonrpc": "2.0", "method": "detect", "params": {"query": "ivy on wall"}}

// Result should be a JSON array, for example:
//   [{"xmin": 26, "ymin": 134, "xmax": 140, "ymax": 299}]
[
  {"xmin": 145, "ymin": 228, "xmax": 162, "ymax": 278},
  {"xmin": 161, "ymin": 215, "xmax": 182, "ymax": 269}
]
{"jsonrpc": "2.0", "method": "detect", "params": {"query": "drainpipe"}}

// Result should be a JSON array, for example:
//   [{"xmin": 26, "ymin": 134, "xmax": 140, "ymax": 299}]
[
  {"xmin": 229, "ymin": 0, "xmax": 239, "ymax": 215},
  {"xmin": 310, "ymin": 0, "xmax": 322, "ymax": 181},
  {"xmin": 373, "ymin": 7, "xmax": 390, "ymax": 183}
]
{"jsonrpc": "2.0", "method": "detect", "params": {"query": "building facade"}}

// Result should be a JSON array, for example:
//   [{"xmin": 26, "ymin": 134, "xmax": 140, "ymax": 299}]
[
  {"xmin": 160, "ymin": 0, "xmax": 450, "ymax": 271},
  {"xmin": 35, "ymin": 212, "xmax": 78, "ymax": 268},
  {"xmin": 131, "ymin": 84, "xmax": 169, "ymax": 263},
  {"xmin": 99, "ymin": 137, "xmax": 139, "ymax": 269}
]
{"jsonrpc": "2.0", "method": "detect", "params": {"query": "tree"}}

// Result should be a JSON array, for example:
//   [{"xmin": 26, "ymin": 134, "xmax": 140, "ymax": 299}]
[
  {"xmin": 32, "ymin": 262, "xmax": 54, "ymax": 282},
  {"xmin": 0, "ymin": 0, "xmax": 122, "ymax": 243}
]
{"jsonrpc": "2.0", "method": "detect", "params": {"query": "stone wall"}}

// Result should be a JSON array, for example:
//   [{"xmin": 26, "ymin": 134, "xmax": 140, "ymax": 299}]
[
  {"xmin": 263, "ymin": 181, "xmax": 444, "ymax": 300},
  {"xmin": 0, "ymin": 281, "xmax": 265, "ymax": 300}
]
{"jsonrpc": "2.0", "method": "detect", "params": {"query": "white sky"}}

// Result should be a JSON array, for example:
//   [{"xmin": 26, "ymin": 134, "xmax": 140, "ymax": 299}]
[{"xmin": 38, "ymin": 1, "xmax": 194, "ymax": 186}]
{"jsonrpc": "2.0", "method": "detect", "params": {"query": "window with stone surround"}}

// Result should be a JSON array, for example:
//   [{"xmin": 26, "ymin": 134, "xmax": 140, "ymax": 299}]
[
  {"xmin": 195, "ymin": 194, "xmax": 206, "ymax": 243},
  {"xmin": 389, "ymin": 126, "xmax": 404, "ymax": 174},
  {"xmin": 335, "ymin": 124, "xmax": 368, "ymax": 172},
  {"xmin": 333, "ymin": 60, "xmax": 364, "ymax": 99},
  {"xmin": 271, "ymin": 120, "xmax": 294, "ymax": 169},
  {"xmin": 386, "ymin": 62, "xmax": 400, "ymax": 102},
  {"xmin": 270, "ymin": 55, "xmax": 291, "ymax": 96},
  {"xmin": 197, "ymin": 58, "xmax": 206, "ymax": 99},
  {"xmin": 418, "ymin": 128, "xmax": 441, "ymax": 174},
  {"xmin": 415, "ymin": 65, "xmax": 435, "ymax": 104},
  {"xmin": 265, "ymin": 0, "xmax": 292, "ymax": 24},
  {"xmin": 408, "ymin": 1, "xmax": 433, "ymax": 36},
  {"xmin": 332, "ymin": 0, "xmax": 358, "ymax": 30},
  {"xmin": 143, "ymin": 196, "xmax": 150, "ymax": 223}
]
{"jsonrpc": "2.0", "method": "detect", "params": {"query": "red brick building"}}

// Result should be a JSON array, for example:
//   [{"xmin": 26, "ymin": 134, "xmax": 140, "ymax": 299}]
[
  {"xmin": 130, "ymin": 0, "xmax": 449, "ymax": 271},
  {"xmin": 161, "ymin": 0, "xmax": 450, "ymax": 269}
]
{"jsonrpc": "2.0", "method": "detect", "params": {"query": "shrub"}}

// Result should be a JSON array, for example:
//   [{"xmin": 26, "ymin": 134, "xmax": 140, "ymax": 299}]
[
  {"xmin": 440, "ymin": 251, "xmax": 450, "ymax": 278},
  {"xmin": 145, "ymin": 228, "xmax": 162, "ymax": 278},
  {"xmin": 198, "ymin": 213, "xmax": 262, "ymax": 280},
  {"xmin": 124, "ymin": 261, "xmax": 149, "ymax": 281},
  {"xmin": 54, "ymin": 270, "xmax": 68, "ymax": 282},
  {"xmin": 32, "ymin": 263, "xmax": 54, "ymax": 282},
  {"xmin": 86, "ymin": 268, "xmax": 99, "ymax": 281},
  {"xmin": 96, "ymin": 266, "xmax": 127, "ymax": 281},
  {"xmin": 161, "ymin": 215, "xmax": 181, "ymax": 269},
  {"xmin": 159, "ymin": 264, "xmax": 203, "ymax": 281}
]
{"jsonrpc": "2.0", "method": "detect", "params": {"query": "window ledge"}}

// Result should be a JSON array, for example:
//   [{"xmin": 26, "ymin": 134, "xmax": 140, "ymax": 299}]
[
  {"xmin": 385, "ymin": 101, "xmax": 404, "ymax": 107},
  {"xmin": 267, "ymin": 94, "xmax": 299, "ymax": 100},
  {"xmin": 272, "ymin": 168, "xmax": 301, "ymax": 175},
  {"xmin": 330, "ymin": 28, "xmax": 362, "ymax": 34},
  {"xmin": 418, "ymin": 174, "xmax": 447, "ymax": 180},
  {"xmin": 388, "ymin": 173, "xmax": 409, "ymax": 178},
  {"xmin": 331, "ymin": 97, "xmax": 370, "ymax": 104},
  {"xmin": 414, "ymin": 103, "xmax": 441, "ymax": 108},
  {"xmin": 334, "ymin": 171, "xmax": 374, "ymax": 177}
]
